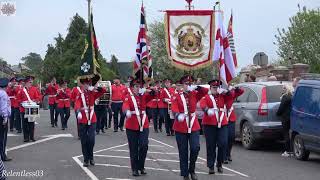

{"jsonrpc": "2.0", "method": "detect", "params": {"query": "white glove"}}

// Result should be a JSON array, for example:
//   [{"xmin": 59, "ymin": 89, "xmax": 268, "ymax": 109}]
[
  {"xmin": 139, "ymin": 88, "xmax": 146, "ymax": 95},
  {"xmin": 77, "ymin": 112, "xmax": 82, "ymax": 120},
  {"xmin": 88, "ymin": 86, "xmax": 94, "ymax": 91},
  {"xmin": 187, "ymin": 85, "xmax": 196, "ymax": 92},
  {"xmin": 3, "ymin": 117, "xmax": 8, "ymax": 125},
  {"xmin": 228, "ymin": 86, "xmax": 234, "ymax": 91},
  {"xmin": 207, "ymin": 108, "xmax": 215, "ymax": 116},
  {"xmin": 126, "ymin": 110, "xmax": 132, "ymax": 118},
  {"xmin": 177, "ymin": 113, "xmax": 185, "ymax": 122},
  {"xmin": 217, "ymin": 88, "xmax": 227, "ymax": 94}
]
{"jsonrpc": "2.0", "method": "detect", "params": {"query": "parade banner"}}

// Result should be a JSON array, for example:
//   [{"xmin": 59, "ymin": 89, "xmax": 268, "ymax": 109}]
[{"xmin": 165, "ymin": 10, "xmax": 215, "ymax": 70}]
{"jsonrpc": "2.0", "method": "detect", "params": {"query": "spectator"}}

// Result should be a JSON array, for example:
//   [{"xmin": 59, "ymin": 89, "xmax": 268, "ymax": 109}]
[
  {"xmin": 292, "ymin": 77, "xmax": 301, "ymax": 90},
  {"xmin": 277, "ymin": 84, "xmax": 294, "ymax": 157},
  {"xmin": 268, "ymin": 75, "xmax": 277, "ymax": 81}
]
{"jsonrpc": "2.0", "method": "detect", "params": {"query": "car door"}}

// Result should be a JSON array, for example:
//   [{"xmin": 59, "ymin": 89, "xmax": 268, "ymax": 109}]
[{"xmin": 234, "ymin": 86, "xmax": 250, "ymax": 136}]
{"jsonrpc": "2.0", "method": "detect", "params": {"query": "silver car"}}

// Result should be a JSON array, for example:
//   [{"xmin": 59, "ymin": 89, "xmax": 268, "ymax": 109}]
[{"xmin": 234, "ymin": 81, "xmax": 290, "ymax": 149}]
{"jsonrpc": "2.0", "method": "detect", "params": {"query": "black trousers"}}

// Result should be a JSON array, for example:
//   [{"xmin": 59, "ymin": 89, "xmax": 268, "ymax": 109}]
[
  {"xmin": 175, "ymin": 131, "xmax": 200, "ymax": 177},
  {"xmin": 111, "ymin": 102, "xmax": 125, "ymax": 130},
  {"xmin": 126, "ymin": 128, "xmax": 149, "ymax": 171},
  {"xmin": 49, "ymin": 104, "xmax": 58, "ymax": 125},
  {"xmin": 14, "ymin": 108, "xmax": 22, "ymax": 132},
  {"xmin": 0, "ymin": 118, "xmax": 8, "ymax": 160},
  {"xmin": 21, "ymin": 113, "xmax": 35, "ymax": 141},
  {"xmin": 58, "ymin": 107, "xmax": 70, "ymax": 128},
  {"xmin": 164, "ymin": 108, "xmax": 174, "ymax": 134},
  {"xmin": 152, "ymin": 108, "xmax": 165, "ymax": 131},
  {"xmin": 10, "ymin": 107, "xmax": 20, "ymax": 131},
  {"xmin": 96, "ymin": 109, "xmax": 107, "ymax": 132},
  {"xmin": 226, "ymin": 122, "xmax": 236, "ymax": 159},
  {"xmin": 79, "ymin": 123, "xmax": 96, "ymax": 162},
  {"xmin": 105, "ymin": 106, "xmax": 112, "ymax": 128}
]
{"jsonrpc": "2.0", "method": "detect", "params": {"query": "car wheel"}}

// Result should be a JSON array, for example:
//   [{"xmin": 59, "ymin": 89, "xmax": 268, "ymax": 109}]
[
  {"xmin": 241, "ymin": 121, "xmax": 257, "ymax": 150},
  {"xmin": 293, "ymin": 135, "xmax": 310, "ymax": 161}
]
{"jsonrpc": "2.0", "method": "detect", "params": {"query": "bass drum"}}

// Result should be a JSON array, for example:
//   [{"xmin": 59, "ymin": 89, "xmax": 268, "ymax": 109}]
[{"xmin": 97, "ymin": 81, "xmax": 112, "ymax": 105}]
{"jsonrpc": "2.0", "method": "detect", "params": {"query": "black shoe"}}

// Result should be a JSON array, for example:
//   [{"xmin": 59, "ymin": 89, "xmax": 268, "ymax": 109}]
[
  {"xmin": 62, "ymin": 128, "xmax": 65, "ymax": 130},
  {"xmin": 132, "ymin": 170, "xmax": 140, "ymax": 176},
  {"xmin": 55, "ymin": 123, "xmax": 58, "ymax": 127},
  {"xmin": 159, "ymin": 128, "xmax": 162, "ymax": 132},
  {"xmin": 167, "ymin": 133, "xmax": 171, "ymax": 136},
  {"xmin": 24, "ymin": 139, "xmax": 30, "ymax": 142},
  {"xmin": 51, "ymin": 124, "xmax": 54, "ymax": 127},
  {"xmin": 90, "ymin": 160, "xmax": 95, "ymax": 166},
  {"xmin": 209, "ymin": 167, "xmax": 215, "ymax": 174},
  {"xmin": 101, "ymin": 130, "xmax": 106, "ymax": 133},
  {"xmin": 108, "ymin": 124, "xmax": 111, "ymax": 128},
  {"xmin": 183, "ymin": 176, "xmax": 190, "ymax": 180},
  {"xmin": 155, "ymin": 129, "xmax": 159, "ymax": 133},
  {"xmin": 190, "ymin": 173, "xmax": 198, "ymax": 180},
  {"xmin": 140, "ymin": 169, "xmax": 147, "ymax": 175},
  {"xmin": 17, "ymin": 130, "xmax": 22, "ymax": 133},
  {"xmin": 3, "ymin": 157, "xmax": 12, "ymax": 162},
  {"xmin": 96, "ymin": 131, "xmax": 99, "ymax": 135},
  {"xmin": 217, "ymin": 166, "xmax": 223, "ymax": 173},
  {"xmin": 114, "ymin": 129, "xmax": 118, "ymax": 132},
  {"xmin": 120, "ymin": 127, "xmax": 124, "ymax": 131},
  {"xmin": 83, "ymin": 161, "xmax": 89, "ymax": 167},
  {"xmin": 10, "ymin": 129, "xmax": 13, "ymax": 132},
  {"xmin": 228, "ymin": 157, "xmax": 232, "ymax": 162},
  {"xmin": 31, "ymin": 139, "xmax": 36, "ymax": 142},
  {"xmin": 223, "ymin": 160, "xmax": 229, "ymax": 164},
  {"xmin": 171, "ymin": 131, "xmax": 175, "ymax": 136}
]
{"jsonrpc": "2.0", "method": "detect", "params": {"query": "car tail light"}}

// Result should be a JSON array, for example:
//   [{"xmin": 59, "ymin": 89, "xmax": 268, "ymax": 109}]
[{"xmin": 258, "ymin": 87, "xmax": 268, "ymax": 116}]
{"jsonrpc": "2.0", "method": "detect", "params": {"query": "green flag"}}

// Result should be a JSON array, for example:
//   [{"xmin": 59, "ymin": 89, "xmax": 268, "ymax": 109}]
[{"xmin": 78, "ymin": 13, "xmax": 101, "ymax": 85}]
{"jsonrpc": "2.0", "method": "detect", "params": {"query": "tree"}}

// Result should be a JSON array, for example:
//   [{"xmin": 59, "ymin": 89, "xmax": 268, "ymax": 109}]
[
  {"xmin": 275, "ymin": 7, "xmax": 320, "ymax": 72},
  {"xmin": 0, "ymin": 57, "xmax": 8, "ymax": 67},
  {"xmin": 109, "ymin": 54, "xmax": 120, "ymax": 76},
  {"xmin": 21, "ymin": 52, "xmax": 43, "ymax": 76},
  {"xmin": 148, "ymin": 21, "xmax": 214, "ymax": 82}
]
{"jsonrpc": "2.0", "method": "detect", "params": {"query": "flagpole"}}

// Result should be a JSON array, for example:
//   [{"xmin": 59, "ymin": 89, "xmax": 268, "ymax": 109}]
[{"xmin": 88, "ymin": 0, "xmax": 91, "ymax": 24}]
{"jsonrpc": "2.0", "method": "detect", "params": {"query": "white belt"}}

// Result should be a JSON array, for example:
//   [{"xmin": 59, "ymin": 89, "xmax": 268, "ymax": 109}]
[
  {"xmin": 130, "ymin": 111, "xmax": 146, "ymax": 115},
  {"xmin": 60, "ymin": 99, "xmax": 70, "ymax": 101},
  {"xmin": 48, "ymin": 95, "xmax": 56, "ymax": 97},
  {"xmin": 9, "ymin": 96, "xmax": 15, "ymax": 99},
  {"xmin": 112, "ymin": 100, "xmax": 123, "ymax": 103},
  {"xmin": 80, "ymin": 106, "xmax": 94, "ymax": 111},
  {"xmin": 151, "ymin": 99, "xmax": 160, "ymax": 102}
]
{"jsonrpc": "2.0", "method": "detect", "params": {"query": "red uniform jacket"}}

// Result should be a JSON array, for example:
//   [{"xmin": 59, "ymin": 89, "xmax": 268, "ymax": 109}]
[
  {"xmin": 159, "ymin": 87, "xmax": 175, "ymax": 109},
  {"xmin": 200, "ymin": 93, "xmax": 231, "ymax": 126},
  {"xmin": 6, "ymin": 86, "xmax": 19, "ymax": 108},
  {"xmin": 226, "ymin": 88, "xmax": 244, "ymax": 122},
  {"xmin": 56, "ymin": 88, "xmax": 72, "ymax": 108},
  {"xmin": 45, "ymin": 84, "xmax": 59, "ymax": 105},
  {"xmin": 122, "ymin": 88, "xmax": 154, "ymax": 131},
  {"xmin": 171, "ymin": 88, "xmax": 208, "ymax": 133},
  {"xmin": 16, "ymin": 86, "xmax": 41, "ymax": 113},
  {"xmin": 74, "ymin": 87, "xmax": 106, "ymax": 124},
  {"xmin": 111, "ymin": 84, "xmax": 126, "ymax": 102}
]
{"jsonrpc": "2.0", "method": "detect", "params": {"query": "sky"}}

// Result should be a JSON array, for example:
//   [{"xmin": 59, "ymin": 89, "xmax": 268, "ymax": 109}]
[{"xmin": 0, "ymin": 0, "xmax": 319, "ymax": 70}]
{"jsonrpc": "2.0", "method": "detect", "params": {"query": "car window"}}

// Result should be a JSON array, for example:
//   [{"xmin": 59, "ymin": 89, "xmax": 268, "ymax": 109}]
[
  {"xmin": 293, "ymin": 86, "xmax": 320, "ymax": 115},
  {"xmin": 266, "ymin": 85, "xmax": 283, "ymax": 103},
  {"xmin": 236, "ymin": 87, "xmax": 250, "ymax": 103},
  {"xmin": 248, "ymin": 89, "xmax": 258, "ymax": 102}
]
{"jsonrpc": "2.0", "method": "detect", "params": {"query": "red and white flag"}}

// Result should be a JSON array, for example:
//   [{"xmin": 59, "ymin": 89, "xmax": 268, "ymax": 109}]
[
  {"xmin": 213, "ymin": 11, "xmax": 236, "ymax": 84},
  {"xmin": 133, "ymin": 4, "xmax": 152, "ymax": 80},
  {"xmin": 227, "ymin": 12, "xmax": 238, "ymax": 67}
]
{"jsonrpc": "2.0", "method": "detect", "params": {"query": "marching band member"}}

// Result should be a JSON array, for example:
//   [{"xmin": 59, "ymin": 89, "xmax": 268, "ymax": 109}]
[
  {"xmin": 225, "ymin": 86, "xmax": 244, "ymax": 163},
  {"xmin": 74, "ymin": 78, "xmax": 106, "ymax": 167},
  {"xmin": 14, "ymin": 77, "xmax": 24, "ymax": 133},
  {"xmin": 56, "ymin": 80, "xmax": 71, "ymax": 130},
  {"xmin": 150, "ymin": 80, "xmax": 166, "ymax": 133},
  {"xmin": 162, "ymin": 78, "xmax": 176, "ymax": 136},
  {"xmin": 16, "ymin": 76, "xmax": 41, "ymax": 142},
  {"xmin": 0, "ymin": 78, "xmax": 12, "ymax": 161},
  {"xmin": 199, "ymin": 79, "xmax": 231, "ymax": 174},
  {"xmin": 171, "ymin": 75, "xmax": 208, "ymax": 180},
  {"xmin": 110, "ymin": 77, "xmax": 126, "ymax": 132},
  {"xmin": 45, "ymin": 77, "xmax": 59, "ymax": 127},
  {"xmin": 6, "ymin": 77, "xmax": 18, "ymax": 132},
  {"xmin": 122, "ymin": 78, "xmax": 155, "ymax": 176},
  {"xmin": 70, "ymin": 81, "xmax": 82, "ymax": 139}
]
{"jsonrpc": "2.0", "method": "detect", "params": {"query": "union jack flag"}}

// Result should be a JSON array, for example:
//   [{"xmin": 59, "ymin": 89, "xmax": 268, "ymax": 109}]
[{"xmin": 133, "ymin": 4, "xmax": 152, "ymax": 80}]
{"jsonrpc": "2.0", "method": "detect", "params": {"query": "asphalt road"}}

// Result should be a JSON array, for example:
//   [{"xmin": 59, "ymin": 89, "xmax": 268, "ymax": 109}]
[{"xmin": 4, "ymin": 110, "xmax": 320, "ymax": 180}]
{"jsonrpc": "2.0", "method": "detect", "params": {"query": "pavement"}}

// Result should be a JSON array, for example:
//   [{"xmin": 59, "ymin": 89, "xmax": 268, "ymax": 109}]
[{"xmin": 4, "ymin": 110, "xmax": 320, "ymax": 180}]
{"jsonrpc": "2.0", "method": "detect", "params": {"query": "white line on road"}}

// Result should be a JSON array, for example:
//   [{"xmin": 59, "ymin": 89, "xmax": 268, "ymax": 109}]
[
  {"xmin": 93, "ymin": 154, "xmax": 204, "ymax": 164},
  {"xmin": 148, "ymin": 145, "xmax": 165, "ymax": 148},
  {"xmin": 198, "ymin": 157, "xmax": 249, "ymax": 178},
  {"xmin": 149, "ymin": 138, "xmax": 174, "ymax": 148},
  {"xmin": 110, "ymin": 149, "xmax": 179, "ymax": 155},
  {"xmin": 72, "ymin": 156, "xmax": 99, "ymax": 180},
  {"xmin": 8, "ymin": 133, "xmax": 20, "ymax": 137},
  {"xmin": 7, "ymin": 133, "xmax": 73, "ymax": 152},
  {"xmin": 171, "ymin": 170, "xmax": 235, "ymax": 176}
]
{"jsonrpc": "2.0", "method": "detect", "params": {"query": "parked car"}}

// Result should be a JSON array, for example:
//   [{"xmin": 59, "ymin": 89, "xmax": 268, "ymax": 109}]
[
  {"xmin": 290, "ymin": 79, "xmax": 320, "ymax": 161},
  {"xmin": 234, "ymin": 81, "xmax": 290, "ymax": 149}
]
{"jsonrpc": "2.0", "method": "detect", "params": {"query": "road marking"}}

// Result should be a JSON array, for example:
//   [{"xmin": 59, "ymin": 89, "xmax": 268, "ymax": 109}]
[
  {"xmin": 110, "ymin": 149, "xmax": 178, "ymax": 155},
  {"xmin": 8, "ymin": 133, "xmax": 20, "ymax": 137},
  {"xmin": 198, "ymin": 157, "xmax": 249, "ymax": 178},
  {"xmin": 149, "ymin": 145, "xmax": 165, "ymax": 148},
  {"xmin": 171, "ymin": 169, "xmax": 235, "ymax": 176},
  {"xmin": 149, "ymin": 138, "xmax": 174, "ymax": 148},
  {"xmin": 93, "ymin": 154, "xmax": 204, "ymax": 164},
  {"xmin": 7, "ymin": 133, "xmax": 73, "ymax": 152},
  {"xmin": 73, "ymin": 156, "xmax": 99, "ymax": 180}
]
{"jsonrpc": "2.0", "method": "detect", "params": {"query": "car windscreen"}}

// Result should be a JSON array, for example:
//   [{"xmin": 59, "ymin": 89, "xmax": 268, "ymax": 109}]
[{"xmin": 266, "ymin": 85, "xmax": 283, "ymax": 103}]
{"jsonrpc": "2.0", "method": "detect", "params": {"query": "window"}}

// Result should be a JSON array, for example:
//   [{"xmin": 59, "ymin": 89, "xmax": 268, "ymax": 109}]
[
  {"xmin": 248, "ymin": 90, "xmax": 258, "ymax": 102},
  {"xmin": 266, "ymin": 85, "xmax": 283, "ymax": 103},
  {"xmin": 293, "ymin": 86, "xmax": 320, "ymax": 115},
  {"xmin": 236, "ymin": 87, "xmax": 250, "ymax": 103}
]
